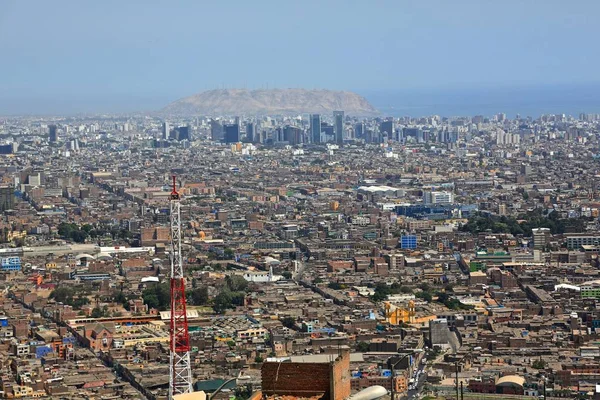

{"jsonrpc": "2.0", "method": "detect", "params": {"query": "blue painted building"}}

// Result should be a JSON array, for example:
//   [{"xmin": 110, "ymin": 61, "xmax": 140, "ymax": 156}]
[
  {"xmin": 1, "ymin": 257, "xmax": 21, "ymax": 271},
  {"xmin": 62, "ymin": 336, "xmax": 76, "ymax": 345},
  {"xmin": 401, "ymin": 235, "xmax": 417, "ymax": 250},
  {"xmin": 35, "ymin": 345, "xmax": 53, "ymax": 359}
]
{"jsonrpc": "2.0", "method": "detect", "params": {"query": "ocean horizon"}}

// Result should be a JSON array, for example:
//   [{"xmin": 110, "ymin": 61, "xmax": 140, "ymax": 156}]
[{"xmin": 361, "ymin": 83, "xmax": 600, "ymax": 119}]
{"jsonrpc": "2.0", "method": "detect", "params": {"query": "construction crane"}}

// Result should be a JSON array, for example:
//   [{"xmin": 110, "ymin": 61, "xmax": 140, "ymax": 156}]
[{"xmin": 169, "ymin": 176, "xmax": 193, "ymax": 398}]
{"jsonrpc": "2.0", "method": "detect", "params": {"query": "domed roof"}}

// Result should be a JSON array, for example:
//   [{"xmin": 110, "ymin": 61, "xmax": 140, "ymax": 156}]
[{"xmin": 496, "ymin": 375, "xmax": 525, "ymax": 387}]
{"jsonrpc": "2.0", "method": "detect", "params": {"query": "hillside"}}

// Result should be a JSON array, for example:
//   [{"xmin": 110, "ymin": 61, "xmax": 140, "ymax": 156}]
[{"xmin": 160, "ymin": 88, "xmax": 379, "ymax": 116}]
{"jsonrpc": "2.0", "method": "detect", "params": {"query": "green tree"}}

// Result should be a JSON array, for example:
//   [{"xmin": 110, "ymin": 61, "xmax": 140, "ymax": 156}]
[
  {"xmin": 328, "ymin": 282, "xmax": 344, "ymax": 290},
  {"xmin": 213, "ymin": 291, "xmax": 233, "ymax": 314},
  {"xmin": 230, "ymin": 291, "xmax": 246, "ymax": 306},
  {"xmin": 281, "ymin": 316, "xmax": 296, "ymax": 329},
  {"xmin": 57, "ymin": 222, "xmax": 89, "ymax": 243},
  {"xmin": 356, "ymin": 341, "xmax": 370, "ymax": 352},
  {"xmin": 226, "ymin": 275, "xmax": 248, "ymax": 292},
  {"xmin": 91, "ymin": 306, "xmax": 109, "ymax": 318},
  {"xmin": 189, "ymin": 286, "xmax": 209, "ymax": 305},
  {"xmin": 143, "ymin": 294, "xmax": 159, "ymax": 310},
  {"xmin": 112, "ymin": 290, "xmax": 127, "ymax": 306},
  {"xmin": 416, "ymin": 291, "xmax": 432, "ymax": 302},
  {"xmin": 223, "ymin": 248, "xmax": 235, "ymax": 259},
  {"xmin": 142, "ymin": 282, "xmax": 170, "ymax": 311},
  {"xmin": 49, "ymin": 287, "xmax": 75, "ymax": 304}
]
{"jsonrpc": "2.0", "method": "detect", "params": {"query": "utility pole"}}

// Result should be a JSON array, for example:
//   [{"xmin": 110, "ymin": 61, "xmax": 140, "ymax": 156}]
[
  {"xmin": 390, "ymin": 351, "xmax": 420, "ymax": 400},
  {"xmin": 543, "ymin": 377, "xmax": 546, "ymax": 400},
  {"xmin": 455, "ymin": 360, "xmax": 459, "ymax": 400}
]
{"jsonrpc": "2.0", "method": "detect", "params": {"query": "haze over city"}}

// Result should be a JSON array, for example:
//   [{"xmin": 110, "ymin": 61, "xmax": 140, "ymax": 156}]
[
  {"xmin": 2, "ymin": 2, "xmax": 600, "ymax": 400},
  {"xmin": 1, "ymin": 0, "xmax": 600, "ymax": 115}
]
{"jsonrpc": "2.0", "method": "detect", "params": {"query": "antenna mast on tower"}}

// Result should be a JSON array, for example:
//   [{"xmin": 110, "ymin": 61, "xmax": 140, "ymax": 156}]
[{"xmin": 169, "ymin": 175, "xmax": 193, "ymax": 398}]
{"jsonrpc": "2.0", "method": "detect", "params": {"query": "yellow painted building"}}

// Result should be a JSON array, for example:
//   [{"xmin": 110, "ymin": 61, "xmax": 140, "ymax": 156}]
[
  {"xmin": 384, "ymin": 301, "xmax": 415, "ymax": 325},
  {"xmin": 7, "ymin": 230, "xmax": 26, "ymax": 242}
]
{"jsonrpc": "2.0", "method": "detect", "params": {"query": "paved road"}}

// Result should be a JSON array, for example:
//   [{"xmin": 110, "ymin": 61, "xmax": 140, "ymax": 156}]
[{"xmin": 407, "ymin": 365, "xmax": 427, "ymax": 400}]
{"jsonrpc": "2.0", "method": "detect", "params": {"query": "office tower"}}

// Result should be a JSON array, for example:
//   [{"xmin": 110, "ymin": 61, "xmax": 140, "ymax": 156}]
[
  {"xmin": 0, "ymin": 186, "xmax": 14, "ymax": 212},
  {"xmin": 224, "ymin": 124, "xmax": 240, "ymax": 144},
  {"xmin": 321, "ymin": 123, "xmax": 334, "ymax": 141},
  {"xmin": 162, "ymin": 122, "xmax": 170, "ymax": 140},
  {"xmin": 211, "ymin": 120, "xmax": 224, "ymax": 141},
  {"xmin": 273, "ymin": 127, "xmax": 283, "ymax": 143},
  {"xmin": 0, "ymin": 143, "xmax": 17, "ymax": 155},
  {"xmin": 283, "ymin": 126, "xmax": 303, "ymax": 145},
  {"xmin": 403, "ymin": 127, "xmax": 420, "ymax": 142},
  {"xmin": 48, "ymin": 125, "xmax": 58, "ymax": 143},
  {"xmin": 333, "ymin": 111, "xmax": 344, "ymax": 145},
  {"xmin": 310, "ymin": 114, "xmax": 321, "ymax": 144},
  {"xmin": 355, "ymin": 123, "xmax": 364, "ymax": 139},
  {"xmin": 177, "ymin": 126, "xmax": 190, "ymax": 141},
  {"xmin": 246, "ymin": 122, "xmax": 255, "ymax": 143},
  {"xmin": 380, "ymin": 120, "xmax": 394, "ymax": 140}
]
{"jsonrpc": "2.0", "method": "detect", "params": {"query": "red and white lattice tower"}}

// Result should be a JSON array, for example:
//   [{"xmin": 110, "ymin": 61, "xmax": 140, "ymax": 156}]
[{"xmin": 168, "ymin": 175, "xmax": 193, "ymax": 398}]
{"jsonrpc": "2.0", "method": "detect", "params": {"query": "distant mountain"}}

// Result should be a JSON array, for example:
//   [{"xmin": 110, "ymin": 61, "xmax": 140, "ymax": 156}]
[{"xmin": 160, "ymin": 88, "xmax": 379, "ymax": 116}]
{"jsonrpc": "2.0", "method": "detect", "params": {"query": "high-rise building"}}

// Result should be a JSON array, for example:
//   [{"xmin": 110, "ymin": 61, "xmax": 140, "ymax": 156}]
[
  {"xmin": 283, "ymin": 126, "xmax": 303, "ymax": 145},
  {"xmin": 403, "ymin": 127, "xmax": 420, "ymax": 141},
  {"xmin": 162, "ymin": 122, "xmax": 170, "ymax": 140},
  {"xmin": 177, "ymin": 126, "xmax": 190, "ymax": 141},
  {"xmin": 310, "ymin": 114, "xmax": 321, "ymax": 144},
  {"xmin": 0, "ymin": 143, "xmax": 17, "ymax": 155},
  {"xmin": 211, "ymin": 120, "xmax": 224, "ymax": 141},
  {"xmin": 321, "ymin": 123, "xmax": 334, "ymax": 141},
  {"xmin": 0, "ymin": 186, "xmax": 14, "ymax": 212},
  {"xmin": 380, "ymin": 120, "xmax": 394, "ymax": 140},
  {"xmin": 334, "ymin": 111, "xmax": 344, "ymax": 145},
  {"xmin": 48, "ymin": 125, "xmax": 58, "ymax": 143},
  {"xmin": 224, "ymin": 124, "xmax": 240, "ymax": 144},
  {"xmin": 355, "ymin": 123, "xmax": 364, "ymax": 139},
  {"xmin": 245, "ymin": 122, "xmax": 255, "ymax": 143}
]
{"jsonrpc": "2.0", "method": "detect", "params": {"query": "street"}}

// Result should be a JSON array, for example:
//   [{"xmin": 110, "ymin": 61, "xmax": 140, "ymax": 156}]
[{"xmin": 407, "ymin": 364, "xmax": 427, "ymax": 400}]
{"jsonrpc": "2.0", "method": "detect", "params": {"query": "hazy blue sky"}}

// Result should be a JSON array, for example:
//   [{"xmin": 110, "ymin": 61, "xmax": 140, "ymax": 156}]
[{"xmin": 1, "ymin": 0, "xmax": 599, "ymax": 114}]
